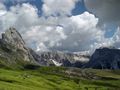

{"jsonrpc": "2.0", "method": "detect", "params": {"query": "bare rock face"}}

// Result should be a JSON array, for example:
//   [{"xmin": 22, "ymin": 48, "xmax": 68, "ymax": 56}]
[
  {"xmin": 2, "ymin": 27, "xmax": 26, "ymax": 52},
  {"xmin": 0, "ymin": 27, "xmax": 35, "ymax": 65},
  {"xmin": 33, "ymin": 51, "xmax": 90, "ymax": 67},
  {"xmin": 85, "ymin": 47, "xmax": 120, "ymax": 69}
]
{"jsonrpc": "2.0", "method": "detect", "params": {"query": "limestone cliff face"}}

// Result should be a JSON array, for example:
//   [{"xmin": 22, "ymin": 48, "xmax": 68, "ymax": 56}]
[
  {"xmin": 33, "ymin": 51, "xmax": 90, "ymax": 67},
  {"xmin": 1, "ymin": 27, "xmax": 34, "ymax": 62},
  {"xmin": 2, "ymin": 27, "xmax": 26, "ymax": 52},
  {"xmin": 0, "ymin": 27, "xmax": 36, "ymax": 68}
]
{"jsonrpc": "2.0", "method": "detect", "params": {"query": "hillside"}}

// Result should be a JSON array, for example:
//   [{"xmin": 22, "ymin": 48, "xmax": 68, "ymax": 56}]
[
  {"xmin": 33, "ymin": 51, "xmax": 89, "ymax": 67},
  {"xmin": 0, "ymin": 67, "xmax": 120, "ymax": 90}
]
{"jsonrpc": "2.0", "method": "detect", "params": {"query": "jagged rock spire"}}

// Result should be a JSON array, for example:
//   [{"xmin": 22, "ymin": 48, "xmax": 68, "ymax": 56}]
[
  {"xmin": 2, "ymin": 27, "xmax": 26, "ymax": 51},
  {"xmin": 1, "ymin": 27, "xmax": 35, "ymax": 62}
]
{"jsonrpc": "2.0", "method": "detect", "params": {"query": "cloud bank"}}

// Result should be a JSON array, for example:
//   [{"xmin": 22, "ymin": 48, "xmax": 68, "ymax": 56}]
[{"xmin": 0, "ymin": 0, "xmax": 120, "ymax": 54}]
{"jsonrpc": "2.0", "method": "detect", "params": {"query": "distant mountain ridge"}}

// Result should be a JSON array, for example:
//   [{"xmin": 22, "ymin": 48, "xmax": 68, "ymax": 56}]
[
  {"xmin": 85, "ymin": 47, "xmax": 120, "ymax": 69},
  {"xmin": 34, "ymin": 51, "xmax": 90, "ymax": 67}
]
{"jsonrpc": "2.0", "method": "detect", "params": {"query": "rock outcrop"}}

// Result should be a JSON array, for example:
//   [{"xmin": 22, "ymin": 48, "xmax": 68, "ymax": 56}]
[
  {"xmin": 33, "ymin": 51, "xmax": 90, "ymax": 67},
  {"xmin": 85, "ymin": 47, "xmax": 120, "ymax": 69},
  {"xmin": 0, "ymin": 27, "xmax": 36, "ymax": 68},
  {"xmin": 2, "ymin": 27, "xmax": 25, "ymax": 50}
]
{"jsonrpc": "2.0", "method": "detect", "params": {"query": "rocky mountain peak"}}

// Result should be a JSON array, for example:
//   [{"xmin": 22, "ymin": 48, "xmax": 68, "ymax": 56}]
[
  {"xmin": 2, "ymin": 27, "xmax": 26, "ymax": 51},
  {"xmin": 0, "ymin": 27, "xmax": 35, "ymax": 62}
]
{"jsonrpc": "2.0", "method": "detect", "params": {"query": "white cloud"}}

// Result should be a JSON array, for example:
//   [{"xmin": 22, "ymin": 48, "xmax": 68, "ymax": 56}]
[
  {"xmin": 0, "ymin": 2, "xmax": 120, "ymax": 54},
  {"xmin": 89, "ymin": 27, "xmax": 120, "ymax": 53},
  {"xmin": 25, "ymin": 26, "xmax": 67, "ymax": 52},
  {"xmin": 42, "ymin": 0, "xmax": 79, "ymax": 16},
  {"xmin": 52, "ymin": 12, "xmax": 104, "ymax": 52},
  {"xmin": 0, "ymin": 3, "xmax": 38, "ymax": 31},
  {"xmin": 24, "ymin": 12, "xmax": 105, "ymax": 53},
  {"xmin": 0, "ymin": 3, "xmax": 106, "ymax": 53},
  {"xmin": 83, "ymin": 0, "xmax": 120, "ymax": 52},
  {"xmin": 0, "ymin": 10, "xmax": 6, "ymax": 16}
]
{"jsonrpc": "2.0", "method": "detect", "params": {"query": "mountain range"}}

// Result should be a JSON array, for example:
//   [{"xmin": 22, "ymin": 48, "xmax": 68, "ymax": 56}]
[{"xmin": 0, "ymin": 27, "xmax": 120, "ymax": 69}]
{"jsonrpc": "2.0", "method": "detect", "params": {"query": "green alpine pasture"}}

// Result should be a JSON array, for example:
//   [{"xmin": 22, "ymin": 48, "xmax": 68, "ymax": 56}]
[{"xmin": 0, "ymin": 66, "xmax": 120, "ymax": 90}]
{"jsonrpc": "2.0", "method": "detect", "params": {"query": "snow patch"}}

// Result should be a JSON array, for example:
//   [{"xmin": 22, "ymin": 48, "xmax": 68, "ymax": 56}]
[{"xmin": 51, "ymin": 59, "xmax": 62, "ymax": 66}]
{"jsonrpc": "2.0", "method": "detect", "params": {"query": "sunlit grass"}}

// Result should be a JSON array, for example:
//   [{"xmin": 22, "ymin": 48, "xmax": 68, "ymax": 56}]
[{"xmin": 0, "ymin": 67, "xmax": 119, "ymax": 90}]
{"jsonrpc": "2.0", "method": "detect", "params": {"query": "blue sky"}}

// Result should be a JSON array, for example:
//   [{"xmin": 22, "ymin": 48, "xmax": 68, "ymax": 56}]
[
  {"xmin": 4, "ymin": 0, "xmax": 87, "ymax": 16},
  {"xmin": 0, "ymin": 0, "xmax": 120, "ymax": 53}
]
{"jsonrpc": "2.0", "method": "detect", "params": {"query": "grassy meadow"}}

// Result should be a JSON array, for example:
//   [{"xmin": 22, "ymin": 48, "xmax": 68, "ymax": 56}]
[{"xmin": 0, "ymin": 66, "xmax": 120, "ymax": 90}]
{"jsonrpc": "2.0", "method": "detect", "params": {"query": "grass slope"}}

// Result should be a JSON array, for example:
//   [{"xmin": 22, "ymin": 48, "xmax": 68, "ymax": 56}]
[{"xmin": 0, "ymin": 66, "xmax": 120, "ymax": 90}]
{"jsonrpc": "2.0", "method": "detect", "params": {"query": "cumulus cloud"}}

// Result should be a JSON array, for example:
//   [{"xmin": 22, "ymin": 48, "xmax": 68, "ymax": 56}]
[
  {"xmin": 84, "ymin": 0, "xmax": 120, "ymax": 25},
  {"xmin": 42, "ymin": 0, "xmax": 79, "ymax": 16},
  {"xmin": 0, "ymin": 3, "xmax": 67, "ymax": 50},
  {"xmin": 0, "ymin": 3, "xmax": 103, "ymax": 53},
  {"xmin": 84, "ymin": 0, "xmax": 120, "ymax": 52},
  {"xmin": 0, "ymin": 3, "xmax": 38, "ymax": 30},
  {"xmin": 24, "ymin": 12, "xmax": 105, "ymax": 53},
  {"xmin": 25, "ymin": 26, "xmax": 67, "ymax": 52},
  {"xmin": 52, "ymin": 12, "xmax": 104, "ymax": 52},
  {"xmin": 0, "ymin": 1, "xmax": 120, "ymax": 54},
  {"xmin": 90, "ymin": 27, "xmax": 120, "ymax": 52}
]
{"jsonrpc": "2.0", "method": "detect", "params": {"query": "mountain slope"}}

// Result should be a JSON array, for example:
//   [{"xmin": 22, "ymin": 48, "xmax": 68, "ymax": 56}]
[
  {"xmin": 0, "ymin": 67, "xmax": 120, "ymax": 90},
  {"xmin": 33, "ymin": 51, "xmax": 90, "ymax": 67},
  {"xmin": 85, "ymin": 47, "xmax": 120, "ymax": 69}
]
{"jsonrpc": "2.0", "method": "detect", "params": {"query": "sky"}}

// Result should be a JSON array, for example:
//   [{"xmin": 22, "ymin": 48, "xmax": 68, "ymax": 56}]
[{"xmin": 0, "ymin": 0, "xmax": 120, "ymax": 54}]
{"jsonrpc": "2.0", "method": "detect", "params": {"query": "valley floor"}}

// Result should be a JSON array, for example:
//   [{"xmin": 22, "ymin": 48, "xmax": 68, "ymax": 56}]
[{"xmin": 0, "ymin": 67, "xmax": 120, "ymax": 90}]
